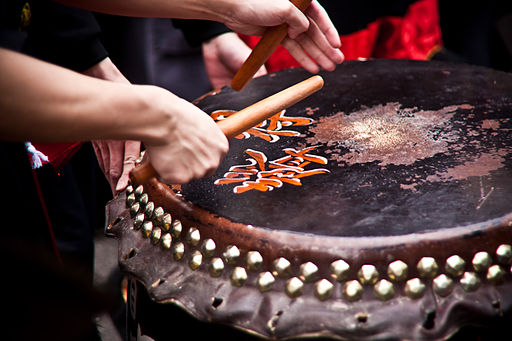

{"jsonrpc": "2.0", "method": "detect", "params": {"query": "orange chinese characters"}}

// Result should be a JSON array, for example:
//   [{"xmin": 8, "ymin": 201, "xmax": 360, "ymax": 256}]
[
  {"xmin": 214, "ymin": 146, "xmax": 330, "ymax": 194},
  {"xmin": 210, "ymin": 109, "xmax": 313, "ymax": 142}
]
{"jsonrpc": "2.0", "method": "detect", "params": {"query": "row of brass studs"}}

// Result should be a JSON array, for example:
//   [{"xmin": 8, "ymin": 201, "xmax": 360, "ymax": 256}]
[{"xmin": 125, "ymin": 185, "xmax": 511, "ymax": 302}]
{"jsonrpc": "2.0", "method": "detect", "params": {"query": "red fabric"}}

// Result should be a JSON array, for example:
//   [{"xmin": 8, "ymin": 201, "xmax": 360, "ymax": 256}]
[
  {"xmin": 34, "ymin": 142, "xmax": 84, "ymax": 170},
  {"xmin": 240, "ymin": 0, "xmax": 442, "ymax": 72}
]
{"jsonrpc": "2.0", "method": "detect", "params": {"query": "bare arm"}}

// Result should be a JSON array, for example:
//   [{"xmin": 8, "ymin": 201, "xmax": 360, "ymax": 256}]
[
  {"xmin": 82, "ymin": 57, "xmax": 142, "ymax": 194},
  {"xmin": 0, "ymin": 48, "xmax": 228, "ymax": 184},
  {"xmin": 55, "ymin": 0, "xmax": 310, "ymax": 38}
]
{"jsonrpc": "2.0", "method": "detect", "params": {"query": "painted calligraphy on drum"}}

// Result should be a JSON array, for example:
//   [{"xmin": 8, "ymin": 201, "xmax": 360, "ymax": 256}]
[
  {"xmin": 214, "ymin": 146, "xmax": 330, "ymax": 194},
  {"xmin": 210, "ymin": 109, "xmax": 313, "ymax": 142}
]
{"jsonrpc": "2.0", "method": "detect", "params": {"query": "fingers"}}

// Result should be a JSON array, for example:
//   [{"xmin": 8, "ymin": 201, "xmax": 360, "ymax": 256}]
[
  {"xmin": 306, "ymin": 1, "xmax": 341, "ymax": 48},
  {"xmin": 282, "ymin": 1, "xmax": 344, "ymax": 73},
  {"xmin": 254, "ymin": 64, "xmax": 268, "ymax": 78},
  {"xmin": 284, "ymin": 2, "xmax": 310, "ymax": 39},
  {"xmin": 282, "ymin": 38, "xmax": 319, "ymax": 73},
  {"xmin": 115, "ymin": 140, "xmax": 141, "ymax": 193}
]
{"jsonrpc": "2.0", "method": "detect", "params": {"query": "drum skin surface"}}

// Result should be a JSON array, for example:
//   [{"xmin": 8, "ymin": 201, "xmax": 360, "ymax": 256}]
[{"xmin": 107, "ymin": 60, "xmax": 512, "ymax": 341}]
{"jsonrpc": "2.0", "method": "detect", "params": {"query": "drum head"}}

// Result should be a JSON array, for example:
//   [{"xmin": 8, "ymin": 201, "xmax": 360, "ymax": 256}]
[
  {"xmin": 186, "ymin": 60, "xmax": 512, "ymax": 237},
  {"xmin": 109, "ymin": 60, "xmax": 512, "ymax": 341}
]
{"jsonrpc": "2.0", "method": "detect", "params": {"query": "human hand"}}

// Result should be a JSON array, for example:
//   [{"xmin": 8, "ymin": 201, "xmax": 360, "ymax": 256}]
[
  {"xmin": 140, "ymin": 87, "xmax": 229, "ymax": 184},
  {"xmin": 92, "ymin": 140, "xmax": 140, "ymax": 194},
  {"xmin": 202, "ymin": 32, "xmax": 267, "ymax": 89},
  {"xmin": 218, "ymin": 0, "xmax": 343, "ymax": 73},
  {"xmin": 83, "ymin": 58, "xmax": 142, "ymax": 194}
]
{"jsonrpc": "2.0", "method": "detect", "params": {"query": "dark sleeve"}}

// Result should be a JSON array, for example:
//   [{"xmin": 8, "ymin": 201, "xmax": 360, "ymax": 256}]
[
  {"xmin": 172, "ymin": 20, "xmax": 231, "ymax": 47},
  {"xmin": 0, "ymin": 0, "xmax": 28, "ymax": 51},
  {"xmin": 23, "ymin": 0, "xmax": 108, "ymax": 72}
]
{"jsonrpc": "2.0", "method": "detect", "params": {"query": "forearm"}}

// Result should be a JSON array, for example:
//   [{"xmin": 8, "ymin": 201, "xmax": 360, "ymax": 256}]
[
  {"xmin": 0, "ymin": 48, "xmax": 169, "ymax": 145},
  {"xmin": 54, "ymin": 0, "xmax": 231, "ymax": 22}
]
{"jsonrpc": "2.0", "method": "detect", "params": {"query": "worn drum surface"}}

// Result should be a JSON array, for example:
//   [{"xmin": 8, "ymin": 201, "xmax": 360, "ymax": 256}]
[{"xmin": 107, "ymin": 60, "xmax": 512, "ymax": 341}]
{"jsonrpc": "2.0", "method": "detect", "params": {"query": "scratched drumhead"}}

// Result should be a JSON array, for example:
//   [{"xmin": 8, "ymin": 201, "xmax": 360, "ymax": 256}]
[{"xmin": 182, "ymin": 60, "xmax": 512, "ymax": 237}]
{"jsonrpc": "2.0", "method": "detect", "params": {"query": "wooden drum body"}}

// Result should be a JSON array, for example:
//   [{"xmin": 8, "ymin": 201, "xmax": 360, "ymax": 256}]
[{"xmin": 107, "ymin": 60, "xmax": 512, "ymax": 340}]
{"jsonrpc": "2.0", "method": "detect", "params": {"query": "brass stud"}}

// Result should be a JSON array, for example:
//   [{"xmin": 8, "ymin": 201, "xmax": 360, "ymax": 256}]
[
  {"xmin": 257, "ymin": 272, "xmax": 275, "ymax": 292},
  {"xmin": 300, "ymin": 262, "xmax": 319, "ymax": 283},
  {"xmin": 496, "ymin": 244, "xmax": 512, "ymax": 265},
  {"xmin": 130, "ymin": 202, "xmax": 140, "ymax": 217},
  {"xmin": 186, "ymin": 227, "xmax": 201, "ymax": 246},
  {"xmin": 343, "ymin": 280, "xmax": 363, "ymax": 302},
  {"xmin": 134, "ymin": 185, "xmax": 144, "ymax": 199},
  {"xmin": 173, "ymin": 242, "xmax": 185, "ymax": 261},
  {"xmin": 152, "ymin": 206, "xmax": 164, "ymax": 224},
  {"xmin": 201, "ymin": 239, "xmax": 216, "ymax": 258},
  {"xmin": 358, "ymin": 264, "xmax": 379, "ymax": 285},
  {"xmin": 139, "ymin": 193, "xmax": 148, "ymax": 206},
  {"xmin": 141, "ymin": 221, "xmax": 153, "ymax": 238},
  {"xmin": 208, "ymin": 257, "xmax": 224, "ymax": 277},
  {"xmin": 285, "ymin": 277, "xmax": 304, "ymax": 298},
  {"xmin": 445, "ymin": 255, "xmax": 466, "ymax": 277},
  {"xmin": 126, "ymin": 185, "xmax": 134, "ymax": 195},
  {"xmin": 387, "ymin": 260, "xmax": 408, "ymax": 282},
  {"xmin": 472, "ymin": 251, "xmax": 492, "ymax": 272},
  {"xmin": 433, "ymin": 274, "xmax": 454, "ymax": 297},
  {"xmin": 330, "ymin": 259, "xmax": 350, "ymax": 282},
  {"xmin": 172, "ymin": 219, "xmax": 183, "ymax": 238},
  {"xmin": 223, "ymin": 245, "xmax": 240, "ymax": 265},
  {"xmin": 231, "ymin": 267, "xmax": 248, "ymax": 287},
  {"xmin": 314, "ymin": 279, "xmax": 334, "ymax": 301},
  {"xmin": 189, "ymin": 250, "xmax": 203, "ymax": 270},
  {"xmin": 272, "ymin": 257, "xmax": 292, "ymax": 278},
  {"xmin": 144, "ymin": 201, "xmax": 154, "ymax": 219},
  {"xmin": 246, "ymin": 251, "xmax": 263, "ymax": 271},
  {"xmin": 161, "ymin": 213, "xmax": 172, "ymax": 232},
  {"xmin": 133, "ymin": 213, "xmax": 145, "ymax": 230},
  {"xmin": 487, "ymin": 265, "xmax": 506, "ymax": 285},
  {"xmin": 161, "ymin": 233, "xmax": 172, "ymax": 250},
  {"xmin": 374, "ymin": 279, "xmax": 395, "ymax": 301},
  {"xmin": 150, "ymin": 227, "xmax": 162, "ymax": 245},
  {"xmin": 459, "ymin": 272, "xmax": 481, "ymax": 292},
  {"xmin": 126, "ymin": 193, "xmax": 136, "ymax": 207},
  {"xmin": 405, "ymin": 278, "xmax": 426, "ymax": 299},
  {"xmin": 417, "ymin": 257, "xmax": 439, "ymax": 278}
]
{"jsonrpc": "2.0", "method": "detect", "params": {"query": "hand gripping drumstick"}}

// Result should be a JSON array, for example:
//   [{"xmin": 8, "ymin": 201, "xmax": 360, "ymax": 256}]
[
  {"xmin": 129, "ymin": 75, "xmax": 324, "ymax": 186},
  {"xmin": 230, "ymin": 0, "xmax": 313, "ymax": 91}
]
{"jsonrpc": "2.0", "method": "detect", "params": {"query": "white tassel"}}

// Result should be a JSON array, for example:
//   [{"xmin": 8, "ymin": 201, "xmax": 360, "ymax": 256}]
[{"xmin": 25, "ymin": 142, "xmax": 49, "ymax": 169}]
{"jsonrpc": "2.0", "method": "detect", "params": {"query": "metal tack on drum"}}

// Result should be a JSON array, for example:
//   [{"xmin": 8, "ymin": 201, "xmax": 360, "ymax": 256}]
[
  {"xmin": 201, "ymin": 239, "xmax": 216, "ymax": 258},
  {"xmin": 161, "ymin": 233, "xmax": 172, "ymax": 250},
  {"xmin": 314, "ymin": 279, "xmax": 334, "ymax": 301},
  {"xmin": 257, "ymin": 272, "xmax": 275, "ymax": 292},
  {"xmin": 246, "ymin": 251, "xmax": 263, "ymax": 271},
  {"xmin": 496, "ymin": 244, "xmax": 512, "ymax": 265},
  {"xmin": 231, "ymin": 267, "xmax": 248, "ymax": 287},
  {"xmin": 285, "ymin": 277, "xmax": 304, "ymax": 298},
  {"xmin": 445, "ymin": 255, "xmax": 466, "ymax": 277},
  {"xmin": 330, "ymin": 259, "xmax": 350, "ymax": 282},
  {"xmin": 387, "ymin": 260, "xmax": 408, "ymax": 282},
  {"xmin": 223, "ymin": 245, "xmax": 241, "ymax": 265},
  {"xmin": 161, "ymin": 213, "xmax": 172, "ymax": 232},
  {"xmin": 272, "ymin": 257, "xmax": 292, "ymax": 278}
]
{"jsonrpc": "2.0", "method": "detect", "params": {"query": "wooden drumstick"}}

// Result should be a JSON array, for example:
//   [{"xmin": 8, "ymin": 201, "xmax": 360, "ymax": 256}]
[
  {"xmin": 129, "ymin": 75, "xmax": 324, "ymax": 186},
  {"xmin": 230, "ymin": 0, "xmax": 313, "ymax": 91}
]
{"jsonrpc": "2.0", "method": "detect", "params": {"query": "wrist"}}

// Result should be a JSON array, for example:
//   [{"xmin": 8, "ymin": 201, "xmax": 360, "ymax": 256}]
[
  {"xmin": 124, "ymin": 85, "xmax": 179, "ymax": 147},
  {"xmin": 82, "ymin": 57, "xmax": 129, "ymax": 84}
]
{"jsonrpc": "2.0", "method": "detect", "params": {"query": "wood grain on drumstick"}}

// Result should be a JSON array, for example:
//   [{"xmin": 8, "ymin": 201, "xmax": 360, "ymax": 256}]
[
  {"xmin": 230, "ymin": 0, "xmax": 312, "ymax": 91},
  {"xmin": 129, "ymin": 75, "xmax": 324, "ymax": 186}
]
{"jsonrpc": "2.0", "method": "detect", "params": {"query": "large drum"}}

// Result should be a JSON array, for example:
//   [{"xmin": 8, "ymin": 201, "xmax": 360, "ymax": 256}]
[{"xmin": 106, "ymin": 60, "xmax": 512, "ymax": 341}]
